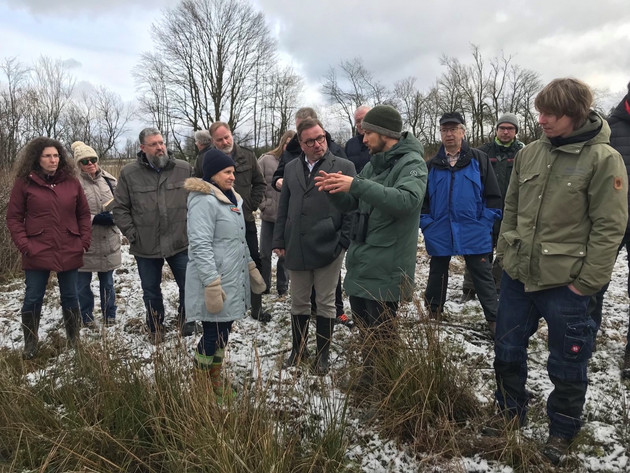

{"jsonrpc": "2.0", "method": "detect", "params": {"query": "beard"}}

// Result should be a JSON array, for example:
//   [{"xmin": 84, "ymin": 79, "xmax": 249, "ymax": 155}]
[
  {"xmin": 217, "ymin": 143, "xmax": 234, "ymax": 155},
  {"xmin": 147, "ymin": 152, "xmax": 169, "ymax": 169}
]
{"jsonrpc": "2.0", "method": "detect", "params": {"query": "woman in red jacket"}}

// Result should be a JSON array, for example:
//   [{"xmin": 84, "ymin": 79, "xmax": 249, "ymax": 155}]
[{"xmin": 6, "ymin": 137, "xmax": 91, "ymax": 359}]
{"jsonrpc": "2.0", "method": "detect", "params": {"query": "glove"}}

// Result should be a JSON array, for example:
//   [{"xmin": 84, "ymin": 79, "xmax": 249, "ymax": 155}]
[
  {"xmin": 205, "ymin": 277, "xmax": 227, "ymax": 313},
  {"xmin": 93, "ymin": 211, "xmax": 114, "ymax": 226},
  {"xmin": 248, "ymin": 261, "xmax": 267, "ymax": 294}
]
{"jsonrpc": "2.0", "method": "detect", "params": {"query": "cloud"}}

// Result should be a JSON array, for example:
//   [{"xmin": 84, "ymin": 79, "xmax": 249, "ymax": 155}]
[{"xmin": 3, "ymin": 0, "xmax": 177, "ymax": 16}]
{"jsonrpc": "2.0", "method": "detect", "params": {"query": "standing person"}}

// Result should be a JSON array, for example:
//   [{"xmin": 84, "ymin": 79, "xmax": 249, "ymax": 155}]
[
  {"xmin": 258, "ymin": 130, "xmax": 294, "ymax": 296},
  {"xmin": 73, "ymin": 141, "xmax": 121, "ymax": 328},
  {"xmin": 493, "ymin": 78, "xmax": 627, "ymax": 464},
  {"xmin": 185, "ymin": 149, "xmax": 266, "ymax": 400},
  {"xmin": 192, "ymin": 129, "xmax": 213, "ymax": 178},
  {"xmin": 589, "ymin": 80, "xmax": 630, "ymax": 378},
  {"xmin": 272, "ymin": 107, "xmax": 350, "ymax": 325},
  {"xmin": 420, "ymin": 112, "xmax": 502, "ymax": 335},
  {"xmin": 7, "ymin": 137, "xmax": 91, "ymax": 358},
  {"xmin": 113, "ymin": 128, "xmax": 195, "ymax": 343},
  {"xmin": 273, "ymin": 118, "xmax": 355, "ymax": 375},
  {"xmin": 315, "ymin": 105, "xmax": 427, "ymax": 386},
  {"xmin": 344, "ymin": 105, "xmax": 372, "ymax": 173},
  {"xmin": 461, "ymin": 113, "xmax": 525, "ymax": 301},
  {"xmin": 202, "ymin": 122, "xmax": 270, "ymax": 322}
]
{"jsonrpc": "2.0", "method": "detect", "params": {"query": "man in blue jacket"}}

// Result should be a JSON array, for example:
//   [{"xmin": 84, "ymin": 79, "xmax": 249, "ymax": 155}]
[{"xmin": 420, "ymin": 112, "xmax": 502, "ymax": 336}]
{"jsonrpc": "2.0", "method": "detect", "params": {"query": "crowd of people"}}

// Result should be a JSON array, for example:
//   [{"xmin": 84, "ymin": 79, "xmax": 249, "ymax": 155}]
[{"xmin": 6, "ymin": 77, "xmax": 630, "ymax": 465}]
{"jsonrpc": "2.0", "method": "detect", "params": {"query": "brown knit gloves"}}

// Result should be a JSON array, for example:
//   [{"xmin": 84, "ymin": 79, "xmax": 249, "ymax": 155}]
[
  {"xmin": 205, "ymin": 277, "xmax": 227, "ymax": 313},
  {"xmin": 248, "ymin": 261, "xmax": 267, "ymax": 294}
]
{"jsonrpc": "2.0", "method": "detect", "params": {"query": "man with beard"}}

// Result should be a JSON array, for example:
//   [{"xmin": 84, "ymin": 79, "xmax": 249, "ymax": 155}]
[
  {"xmin": 204, "ymin": 122, "xmax": 269, "ymax": 322},
  {"xmin": 315, "ymin": 105, "xmax": 427, "ymax": 386},
  {"xmin": 113, "ymin": 128, "xmax": 195, "ymax": 343}
]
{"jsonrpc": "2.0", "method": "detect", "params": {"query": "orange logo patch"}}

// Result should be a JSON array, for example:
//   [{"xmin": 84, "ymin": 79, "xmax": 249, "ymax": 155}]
[{"xmin": 614, "ymin": 177, "xmax": 624, "ymax": 190}]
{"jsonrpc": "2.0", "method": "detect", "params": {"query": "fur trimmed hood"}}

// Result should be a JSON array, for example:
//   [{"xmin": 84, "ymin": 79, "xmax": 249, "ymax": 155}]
[{"xmin": 184, "ymin": 177, "xmax": 242, "ymax": 204}]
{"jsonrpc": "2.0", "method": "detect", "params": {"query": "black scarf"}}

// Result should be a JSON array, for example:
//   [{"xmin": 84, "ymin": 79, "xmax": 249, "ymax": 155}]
[{"xmin": 549, "ymin": 120, "xmax": 601, "ymax": 147}]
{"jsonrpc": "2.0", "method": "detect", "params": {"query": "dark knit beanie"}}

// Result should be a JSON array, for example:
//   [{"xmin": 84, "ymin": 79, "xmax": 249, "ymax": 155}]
[
  {"xmin": 202, "ymin": 149, "xmax": 236, "ymax": 183},
  {"xmin": 361, "ymin": 105, "xmax": 403, "ymax": 139},
  {"xmin": 496, "ymin": 112, "xmax": 519, "ymax": 133}
]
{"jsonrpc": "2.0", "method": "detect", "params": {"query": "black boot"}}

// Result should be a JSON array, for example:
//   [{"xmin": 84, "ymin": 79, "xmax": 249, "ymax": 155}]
[
  {"xmin": 21, "ymin": 310, "xmax": 40, "ymax": 359},
  {"xmin": 622, "ymin": 348, "xmax": 630, "ymax": 379},
  {"xmin": 178, "ymin": 307, "xmax": 195, "ymax": 337},
  {"xmin": 284, "ymin": 314, "xmax": 310, "ymax": 367},
  {"xmin": 250, "ymin": 292, "xmax": 271, "ymax": 323},
  {"xmin": 314, "ymin": 316, "xmax": 334, "ymax": 376},
  {"xmin": 63, "ymin": 307, "xmax": 80, "ymax": 348}
]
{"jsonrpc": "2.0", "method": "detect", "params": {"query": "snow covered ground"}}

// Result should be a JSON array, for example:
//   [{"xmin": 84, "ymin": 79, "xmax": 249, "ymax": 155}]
[{"xmin": 1, "ymin": 231, "xmax": 629, "ymax": 472}]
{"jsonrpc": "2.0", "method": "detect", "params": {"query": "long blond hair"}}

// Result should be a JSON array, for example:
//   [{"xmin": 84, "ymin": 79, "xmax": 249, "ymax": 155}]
[{"xmin": 269, "ymin": 130, "xmax": 296, "ymax": 158}]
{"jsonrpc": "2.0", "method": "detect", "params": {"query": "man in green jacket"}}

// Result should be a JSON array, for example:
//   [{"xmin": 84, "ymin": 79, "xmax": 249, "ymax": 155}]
[
  {"xmin": 315, "ymin": 105, "xmax": 427, "ymax": 385},
  {"xmin": 493, "ymin": 78, "xmax": 628, "ymax": 465}
]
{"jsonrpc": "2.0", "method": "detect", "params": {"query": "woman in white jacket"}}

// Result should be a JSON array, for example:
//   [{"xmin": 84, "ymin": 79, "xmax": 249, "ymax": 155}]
[{"xmin": 184, "ymin": 149, "xmax": 266, "ymax": 398}]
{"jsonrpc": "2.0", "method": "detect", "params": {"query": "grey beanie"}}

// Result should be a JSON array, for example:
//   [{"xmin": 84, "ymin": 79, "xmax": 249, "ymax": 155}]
[
  {"xmin": 361, "ymin": 105, "xmax": 403, "ymax": 139},
  {"xmin": 497, "ymin": 113, "xmax": 519, "ymax": 133}
]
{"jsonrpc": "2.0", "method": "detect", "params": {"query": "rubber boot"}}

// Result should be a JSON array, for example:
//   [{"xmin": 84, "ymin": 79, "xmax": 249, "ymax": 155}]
[
  {"xmin": 284, "ymin": 314, "xmax": 310, "ymax": 368},
  {"xmin": 622, "ymin": 348, "xmax": 630, "ymax": 379},
  {"xmin": 178, "ymin": 307, "xmax": 195, "ymax": 337},
  {"xmin": 63, "ymin": 306, "xmax": 81, "ymax": 348},
  {"xmin": 314, "ymin": 316, "xmax": 334, "ymax": 376},
  {"xmin": 250, "ymin": 292, "xmax": 271, "ymax": 323},
  {"xmin": 21, "ymin": 311, "xmax": 40, "ymax": 360},
  {"xmin": 209, "ymin": 348, "xmax": 236, "ymax": 403}
]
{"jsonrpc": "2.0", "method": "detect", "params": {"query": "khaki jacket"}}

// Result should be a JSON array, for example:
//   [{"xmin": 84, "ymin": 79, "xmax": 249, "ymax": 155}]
[{"xmin": 497, "ymin": 112, "xmax": 628, "ymax": 295}]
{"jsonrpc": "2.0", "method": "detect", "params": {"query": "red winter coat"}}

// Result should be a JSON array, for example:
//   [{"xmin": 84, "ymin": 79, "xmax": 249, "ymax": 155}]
[{"xmin": 7, "ymin": 170, "xmax": 92, "ymax": 272}]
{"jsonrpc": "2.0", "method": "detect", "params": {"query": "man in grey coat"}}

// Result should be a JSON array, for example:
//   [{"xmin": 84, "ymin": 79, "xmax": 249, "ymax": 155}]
[
  {"xmin": 113, "ymin": 127, "xmax": 195, "ymax": 342},
  {"xmin": 273, "ymin": 118, "xmax": 356, "ymax": 375}
]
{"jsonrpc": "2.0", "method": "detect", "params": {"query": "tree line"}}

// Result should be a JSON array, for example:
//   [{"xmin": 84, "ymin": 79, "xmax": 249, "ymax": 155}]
[{"xmin": 0, "ymin": 0, "xmax": 615, "ymax": 169}]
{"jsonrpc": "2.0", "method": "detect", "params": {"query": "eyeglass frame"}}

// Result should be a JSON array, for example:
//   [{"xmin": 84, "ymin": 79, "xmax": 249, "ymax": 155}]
[
  {"xmin": 301, "ymin": 134, "xmax": 326, "ymax": 148},
  {"xmin": 79, "ymin": 157, "xmax": 98, "ymax": 165}
]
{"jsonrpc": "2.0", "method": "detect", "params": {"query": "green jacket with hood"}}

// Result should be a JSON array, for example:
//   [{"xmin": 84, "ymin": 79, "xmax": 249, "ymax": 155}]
[
  {"xmin": 328, "ymin": 132, "xmax": 427, "ymax": 302},
  {"xmin": 497, "ymin": 111, "xmax": 628, "ymax": 295}
]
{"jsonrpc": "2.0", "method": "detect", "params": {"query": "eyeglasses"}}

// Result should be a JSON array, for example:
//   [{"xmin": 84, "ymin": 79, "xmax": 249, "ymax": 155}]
[
  {"xmin": 41, "ymin": 153, "xmax": 60, "ymax": 159},
  {"xmin": 302, "ymin": 135, "xmax": 326, "ymax": 147},
  {"xmin": 440, "ymin": 127, "xmax": 461, "ymax": 134},
  {"xmin": 79, "ymin": 157, "xmax": 98, "ymax": 165},
  {"xmin": 498, "ymin": 126, "xmax": 516, "ymax": 132}
]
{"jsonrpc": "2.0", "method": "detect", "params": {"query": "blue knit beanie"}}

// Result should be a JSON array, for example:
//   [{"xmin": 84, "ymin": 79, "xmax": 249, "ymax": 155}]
[{"xmin": 202, "ymin": 149, "xmax": 236, "ymax": 183}]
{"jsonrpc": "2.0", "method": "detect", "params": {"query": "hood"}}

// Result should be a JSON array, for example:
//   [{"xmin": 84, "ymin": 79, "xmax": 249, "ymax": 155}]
[{"xmin": 184, "ymin": 177, "xmax": 241, "ymax": 204}]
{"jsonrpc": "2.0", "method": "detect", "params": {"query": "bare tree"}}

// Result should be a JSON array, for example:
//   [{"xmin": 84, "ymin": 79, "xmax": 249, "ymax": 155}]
[
  {"xmin": 0, "ymin": 57, "xmax": 30, "ymax": 167},
  {"xmin": 137, "ymin": 0, "xmax": 277, "ymax": 137},
  {"xmin": 28, "ymin": 56, "xmax": 75, "ymax": 139},
  {"xmin": 322, "ymin": 57, "xmax": 390, "ymax": 135}
]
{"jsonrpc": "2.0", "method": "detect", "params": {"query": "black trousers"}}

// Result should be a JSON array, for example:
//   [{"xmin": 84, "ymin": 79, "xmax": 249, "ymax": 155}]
[
  {"xmin": 245, "ymin": 220, "xmax": 263, "ymax": 315},
  {"xmin": 425, "ymin": 254, "xmax": 498, "ymax": 322}
]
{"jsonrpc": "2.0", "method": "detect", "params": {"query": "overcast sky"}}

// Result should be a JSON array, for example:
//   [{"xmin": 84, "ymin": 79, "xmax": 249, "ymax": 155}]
[{"xmin": 1, "ymin": 0, "xmax": 629, "ymax": 110}]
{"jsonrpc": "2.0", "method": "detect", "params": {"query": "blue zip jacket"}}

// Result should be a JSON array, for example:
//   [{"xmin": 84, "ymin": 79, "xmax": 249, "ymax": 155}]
[{"xmin": 420, "ymin": 141, "xmax": 502, "ymax": 256}]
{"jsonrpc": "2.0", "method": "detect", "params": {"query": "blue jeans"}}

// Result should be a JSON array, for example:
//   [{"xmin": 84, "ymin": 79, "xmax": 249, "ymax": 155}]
[
  {"xmin": 494, "ymin": 272, "xmax": 595, "ymax": 440},
  {"xmin": 198, "ymin": 321, "xmax": 234, "ymax": 357},
  {"xmin": 22, "ymin": 269, "xmax": 79, "ymax": 313},
  {"xmin": 77, "ymin": 270, "xmax": 116, "ymax": 323},
  {"xmin": 135, "ymin": 250, "xmax": 188, "ymax": 332}
]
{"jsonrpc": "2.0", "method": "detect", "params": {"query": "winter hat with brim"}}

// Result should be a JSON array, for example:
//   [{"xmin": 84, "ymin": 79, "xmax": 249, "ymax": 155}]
[
  {"xmin": 71, "ymin": 141, "xmax": 98, "ymax": 163},
  {"xmin": 361, "ymin": 105, "xmax": 403, "ymax": 139},
  {"xmin": 202, "ymin": 149, "xmax": 236, "ymax": 183},
  {"xmin": 497, "ymin": 112, "xmax": 519, "ymax": 133},
  {"xmin": 439, "ymin": 112, "xmax": 465, "ymax": 126}
]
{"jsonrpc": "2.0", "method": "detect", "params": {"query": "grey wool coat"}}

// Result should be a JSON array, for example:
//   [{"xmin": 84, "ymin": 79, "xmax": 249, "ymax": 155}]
[
  {"xmin": 184, "ymin": 178, "xmax": 252, "ymax": 323},
  {"xmin": 272, "ymin": 151, "xmax": 356, "ymax": 270},
  {"xmin": 78, "ymin": 169, "xmax": 121, "ymax": 273}
]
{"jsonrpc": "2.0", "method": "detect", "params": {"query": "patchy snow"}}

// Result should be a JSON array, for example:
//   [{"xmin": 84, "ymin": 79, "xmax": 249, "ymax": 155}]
[{"xmin": 1, "ymin": 228, "xmax": 629, "ymax": 472}]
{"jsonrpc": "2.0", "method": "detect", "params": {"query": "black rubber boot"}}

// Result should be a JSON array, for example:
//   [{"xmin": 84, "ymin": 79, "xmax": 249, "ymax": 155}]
[
  {"xmin": 622, "ymin": 348, "xmax": 630, "ymax": 379},
  {"xmin": 284, "ymin": 314, "xmax": 310, "ymax": 367},
  {"xmin": 63, "ymin": 306, "xmax": 81, "ymax": 348},
  {"xmin": 250, "ymin": 292, "xmax": 271, "ymax": 323},
  {"xmin": 21, "ymin": 310, "xmax": 40, "ymax": 360},
  {"xmin": 178, "ymin": 307, "xmax": 195, "ymax": 337},
  {"xmin": 314, "ymin": 316, "xmax": 334, "ymax": 376}
]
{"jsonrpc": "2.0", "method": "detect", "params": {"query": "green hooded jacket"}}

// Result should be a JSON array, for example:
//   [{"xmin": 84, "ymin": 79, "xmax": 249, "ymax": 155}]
[
  {"xmin": 497, "ymin": 111, "xmax": 628, "ymax": 295},
  {"xmin": 329, "ymin": 132, "xmax": 427, "ymax": 301}
]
